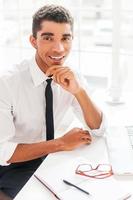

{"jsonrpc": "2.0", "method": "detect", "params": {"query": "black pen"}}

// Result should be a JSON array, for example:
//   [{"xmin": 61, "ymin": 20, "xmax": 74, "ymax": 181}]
[{"xmin": 63, "ymin": 179, "xmax": 90, "ymax": 195}]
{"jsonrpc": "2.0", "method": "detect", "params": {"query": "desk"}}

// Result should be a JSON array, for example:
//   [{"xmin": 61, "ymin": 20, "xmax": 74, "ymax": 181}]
[
  {"xmin": 14, "ymin": 136, "xmax": 133, "ymax": 200},
  {"xmin": 14, "ymin": 91, "xmax": 133, "ymax": 199}
]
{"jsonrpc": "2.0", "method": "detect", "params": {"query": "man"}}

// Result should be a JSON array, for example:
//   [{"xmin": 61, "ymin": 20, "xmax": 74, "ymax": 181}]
[{"xmin": 0, "ymin": 5, "xmax": 105, "ymax": 200}]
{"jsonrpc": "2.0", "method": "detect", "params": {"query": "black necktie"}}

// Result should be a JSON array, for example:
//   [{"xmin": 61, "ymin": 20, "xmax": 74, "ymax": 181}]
[{"xmin": 45, "ymin": 78, "xmax": 54, "ymax": 140}]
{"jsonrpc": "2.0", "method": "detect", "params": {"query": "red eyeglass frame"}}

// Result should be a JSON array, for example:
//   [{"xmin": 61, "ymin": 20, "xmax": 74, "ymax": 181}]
[{"xmin": 75, "ymin": 163, "xmax": 113, "ymax": 179}]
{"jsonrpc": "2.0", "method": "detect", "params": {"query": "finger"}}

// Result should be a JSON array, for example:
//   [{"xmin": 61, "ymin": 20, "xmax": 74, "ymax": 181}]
[
  {"xmin": 81, "ymin": 137, "xmax": 92, "ymax": 144},
  {"xmin": 83, "ymin": 130, "xmax": 89, "ymax": 134},
  {"xmin": 80, "ymin": 129, "xmax": 89, "ymax": 135},
  {"xmin": 60, "ymin": 73, "xmax": 71, "ymax": 85},
  {"xmin": 57, "ymin": 69, "xmax": 71, "ymax": 84},
  {"xmin": 52, "ymin": 68, "xmax": 66, "ymax": 82},
  {"xmin": 53, "ymin": 68, "xmax": 70, "ymax": 83},
  {"xmin": 81, "ymin": 136, "xmax": 92, "ymax": 141},
  {"xmin": 52, "ymin": 67, "xmax": 68, "ymax": 75},
  {"xmin": 85, "ymin": 134, "xmax": 92, "ymax": 142},
  {"xmin": 60, "ymin": 72, "xmax": 73, "ymax": 85},
  {"xmin": 46, "ymin": 65, "xmax": 62, "ymax": 76},
  {"xmin": 84, "ymin": 130, "xmax": 91, "ymax": 136},
  {"xmin": 81, "ymin": 132, "xmax": 92, "ymax": 141}
]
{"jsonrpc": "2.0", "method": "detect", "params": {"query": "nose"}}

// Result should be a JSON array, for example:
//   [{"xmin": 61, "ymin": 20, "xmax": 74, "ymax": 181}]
[{"xmin": 52, "ymin": 42, "xmax": 64, "ymax": 53}]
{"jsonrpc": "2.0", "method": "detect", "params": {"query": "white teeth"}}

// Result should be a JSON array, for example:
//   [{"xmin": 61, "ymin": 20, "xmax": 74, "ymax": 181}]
[{"xmin": 50, "ymin": 56, "xmax": 64, "ymax": 60}]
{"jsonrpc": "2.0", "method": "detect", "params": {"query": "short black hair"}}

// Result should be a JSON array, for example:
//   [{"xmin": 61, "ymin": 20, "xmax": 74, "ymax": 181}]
[{"xmin": 32, "ymin": 4, "xmax": 74, "ymax": 38}]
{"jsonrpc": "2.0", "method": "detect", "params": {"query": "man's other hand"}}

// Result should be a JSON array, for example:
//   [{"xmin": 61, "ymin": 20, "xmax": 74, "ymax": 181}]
[{"xmin": 58, "ymin": 127, "xmax": 92, "ymax": 151}]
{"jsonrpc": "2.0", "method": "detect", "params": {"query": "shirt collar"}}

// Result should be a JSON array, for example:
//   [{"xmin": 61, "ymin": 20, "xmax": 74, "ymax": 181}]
[{"xmin": 29, "ymin": 56, "xmax": 48, "ymax": 87}]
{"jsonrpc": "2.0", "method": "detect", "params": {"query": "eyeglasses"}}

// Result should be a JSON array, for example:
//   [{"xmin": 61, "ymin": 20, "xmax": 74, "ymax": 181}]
[{"xmin": 75, "ymin": 164, "xmax": 113, "ymax": 179}]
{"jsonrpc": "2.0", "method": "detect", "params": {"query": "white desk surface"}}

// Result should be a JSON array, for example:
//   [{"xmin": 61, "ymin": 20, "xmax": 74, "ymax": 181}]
[
  {"xmin": 14, "ymin": 91, "xmax": 133, "ymax": 200},
  {"xmin": 14, "ymin": 136, "xmax": 133, "ymax": 200}
]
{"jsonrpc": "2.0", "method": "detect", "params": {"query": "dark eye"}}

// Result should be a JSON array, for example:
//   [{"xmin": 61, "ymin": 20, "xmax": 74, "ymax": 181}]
[
  {"xmin": 62, "ymin": 37, "xmax": 71, "ymax": 42},
  {"xmin": 42, "ymin": 36, "xmax": 53, "ymax": 41}
]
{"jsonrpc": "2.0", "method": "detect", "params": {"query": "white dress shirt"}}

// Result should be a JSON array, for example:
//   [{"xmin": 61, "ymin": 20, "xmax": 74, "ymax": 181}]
[{"xmin": 0, "ymin": 57, "xmax": 105, "ymax": 166}]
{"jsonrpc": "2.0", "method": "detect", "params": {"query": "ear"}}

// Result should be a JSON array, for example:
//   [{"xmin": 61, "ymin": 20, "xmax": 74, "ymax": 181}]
[{"xmin": 29, "ymin": 35, "xmax": 37, "ymax": 49}]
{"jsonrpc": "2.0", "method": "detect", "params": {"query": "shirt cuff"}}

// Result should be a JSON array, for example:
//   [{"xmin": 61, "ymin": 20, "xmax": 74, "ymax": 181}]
[
  {"xmin": 88, "ymin": 113, "xmax": 107, "ymax": 137},
  {"xmin": 0, "ymin": 141, "xmax": 18, "ymax": 166}
]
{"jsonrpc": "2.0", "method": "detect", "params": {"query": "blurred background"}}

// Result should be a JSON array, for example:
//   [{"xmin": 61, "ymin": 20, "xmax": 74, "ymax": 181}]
[{"xmin": 0, "ymin": 0, "xmax": 133, "ymax": 103}]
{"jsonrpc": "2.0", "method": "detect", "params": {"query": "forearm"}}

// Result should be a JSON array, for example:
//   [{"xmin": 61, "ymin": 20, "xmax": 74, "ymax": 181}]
[
  {"xmin": 7, "ymin": 127, "xmax": 92, "ymax": 163},
  {"xmin": 74, "ymin": 88, "xmax": 102, "ymax": 129},
  {"xmin": 7, "ymin": 138, "xmax": 63, "ymax": 163}
]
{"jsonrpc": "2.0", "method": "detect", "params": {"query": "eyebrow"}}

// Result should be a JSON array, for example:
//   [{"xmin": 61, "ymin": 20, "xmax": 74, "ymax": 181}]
[
  {"xmin": 63, "ymin": 34, "xmax": 72, "ymax": 37},
  {"xmin": 40, "ymin": 32, "xmax": 54, "ymax": 37},
  {"xmin": 40, "ymin": 32, "xmax": 72, "ymax": 37}
]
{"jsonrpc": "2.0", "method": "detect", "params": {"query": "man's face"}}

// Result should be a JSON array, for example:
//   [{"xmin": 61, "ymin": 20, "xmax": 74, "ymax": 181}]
[{"xmin": 31, "ymin": 20, "xmax": 73, "ymax": 72}]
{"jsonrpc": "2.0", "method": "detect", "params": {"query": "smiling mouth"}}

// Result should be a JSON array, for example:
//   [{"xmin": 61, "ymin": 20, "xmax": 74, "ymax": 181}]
[{"xmin": 49, "ymin": 55, "xmax": 65, "ymax": 61}]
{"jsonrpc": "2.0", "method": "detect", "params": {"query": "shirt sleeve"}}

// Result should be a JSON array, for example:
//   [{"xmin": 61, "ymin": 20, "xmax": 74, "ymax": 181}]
[
  {"xmin": 0, "ymin": 78, "xmax": 18, "ymax": 166},
  {"xmin": 0, "ymin": 142, "xmax": 18, "ymax": 166},
  {"xmin": 71, "ymin": 74, "xmax": 107, "ymax": 136},
  {"xmin": 88, "ymin": 113, "xmax": 107, "ymax": 136}
]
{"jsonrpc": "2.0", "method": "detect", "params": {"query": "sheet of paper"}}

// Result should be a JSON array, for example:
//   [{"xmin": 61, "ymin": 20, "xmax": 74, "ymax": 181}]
[{"xmin": 35, "ymin": 157, "xmax": 132, "ymax": 200}]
